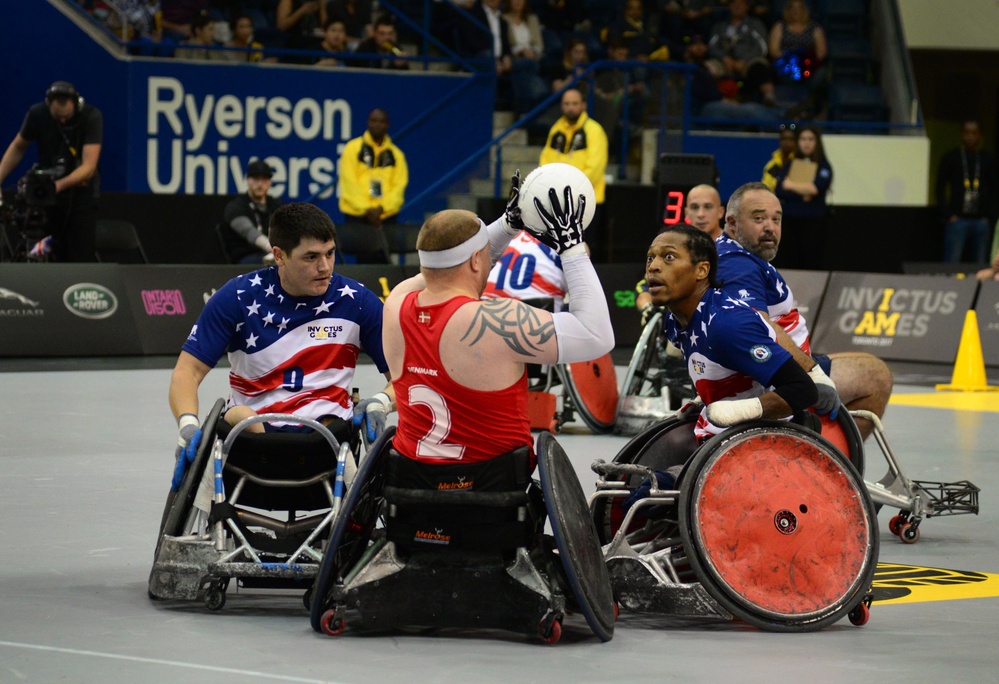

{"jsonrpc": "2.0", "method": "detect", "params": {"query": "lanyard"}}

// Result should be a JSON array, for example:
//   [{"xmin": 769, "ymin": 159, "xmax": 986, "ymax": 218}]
[{"xmin": 961, "ymin": 150, "xmax": 980, "ymax": 191}]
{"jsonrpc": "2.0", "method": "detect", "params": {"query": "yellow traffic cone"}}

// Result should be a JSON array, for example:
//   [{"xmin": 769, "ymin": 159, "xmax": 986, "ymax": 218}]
[{"xmin": 936, "ymin": 310, "xmax": 999, "ymax": 391}]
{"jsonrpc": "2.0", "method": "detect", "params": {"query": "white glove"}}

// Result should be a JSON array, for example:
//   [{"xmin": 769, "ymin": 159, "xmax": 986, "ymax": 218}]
[
  {"xmin": 808, "ymin": 364, "xmax": 840, "ymax": 418},
  {"xmin": 705, "ymin": 398, "xmax": 763, "ymax": 427}
]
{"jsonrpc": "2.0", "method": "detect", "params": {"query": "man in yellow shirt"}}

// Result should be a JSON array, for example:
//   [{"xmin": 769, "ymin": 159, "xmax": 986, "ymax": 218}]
[{"xmin": 337, "ymin": 108, "xmax": 409, "ymax": 227}]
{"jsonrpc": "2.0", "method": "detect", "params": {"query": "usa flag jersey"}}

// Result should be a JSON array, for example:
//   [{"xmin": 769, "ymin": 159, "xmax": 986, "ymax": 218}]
[
  {"xmin": 483, "ymin": 231, "xmax": 566, "ymax": 310},
  {"xmin": 182, "ymin": 267, "xmax": 388, "ymax": 424},
  {"xmin": 716, "ymin": 234, "xmax": 811, "ymax": 353},
  {"xmin": 664, "ymin": 288, "xmax": 792, "ymax": 443}
]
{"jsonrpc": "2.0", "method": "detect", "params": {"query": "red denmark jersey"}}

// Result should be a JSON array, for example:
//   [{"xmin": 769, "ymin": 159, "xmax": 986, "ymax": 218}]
[{"xmin": 392, "ymin": 291, "xmax": 532, "ymax": 464}]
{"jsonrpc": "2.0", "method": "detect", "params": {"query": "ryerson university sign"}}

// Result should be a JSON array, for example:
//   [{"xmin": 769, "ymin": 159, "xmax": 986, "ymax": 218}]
[{"xmin": 144, "ymin": 77, "xmax": 351, "ymax": 198}]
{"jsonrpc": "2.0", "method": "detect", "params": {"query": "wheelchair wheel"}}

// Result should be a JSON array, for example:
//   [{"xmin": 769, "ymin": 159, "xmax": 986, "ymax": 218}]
[
  {"xmin": 558, "ymin": 353, "xmax": 618, "ymax": 434},
  {"xmin": 678, "ymin": 423, "xmax": 878, "ymax": 632},
  {"xmin": 592, "ymin": 412, "xmax": 698, "ymax": 545},
  {"xmin": 155, "ymin": 398, "xmax": 225, "ymax": 553},
  {"xmin": 538, "ymin": 432, "xmax": 615, "ymax": 642},
  {"xmin": 309, "ymin": 427, "xmax": 393, "ymax": 634},
  {"xmin": 818, "ymin": 405, "xmax": 865, "ymax": 476},
  {"xmin": 618, "ymin": 311, "xmax": 663, "ymax": 404}
]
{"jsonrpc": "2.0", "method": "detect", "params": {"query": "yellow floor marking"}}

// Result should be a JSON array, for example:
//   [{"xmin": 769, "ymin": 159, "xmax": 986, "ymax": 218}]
[
  {"xmin": 888, "ymin": 392, "xmax": 999, "ymax": 412},
  {"xmin": 872, "ymin": 562, "xmax": 999, "ymax": 604}
]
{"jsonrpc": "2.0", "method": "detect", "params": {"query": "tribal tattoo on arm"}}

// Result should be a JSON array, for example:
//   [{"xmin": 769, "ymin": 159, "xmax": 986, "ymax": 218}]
[{"xmin": 460, "ymin": 299, "xmax": 556, "ymax": 357}]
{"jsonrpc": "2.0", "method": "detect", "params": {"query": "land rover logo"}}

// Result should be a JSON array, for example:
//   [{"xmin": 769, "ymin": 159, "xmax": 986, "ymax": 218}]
[{"xmin": 63, "ymin": 283, "xmax": 118, "ymax": 319}]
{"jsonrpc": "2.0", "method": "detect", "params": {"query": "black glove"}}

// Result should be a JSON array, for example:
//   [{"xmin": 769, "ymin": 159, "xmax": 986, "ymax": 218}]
[
  {"xmin": 503, "ymin": 169, "xmax": 525, "ymax": 233},
  {"xmin": 530, "ymin": 185, "xmax": 586, "ymax": 254}
]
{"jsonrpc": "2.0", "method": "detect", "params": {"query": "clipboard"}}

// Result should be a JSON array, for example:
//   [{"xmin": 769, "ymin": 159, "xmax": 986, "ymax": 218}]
[{"xmin": 787, "ymin": 159, "xmax": 817, "ymax": 183}]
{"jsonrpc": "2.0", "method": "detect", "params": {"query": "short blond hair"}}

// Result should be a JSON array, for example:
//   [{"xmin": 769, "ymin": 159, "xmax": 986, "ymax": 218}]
[{"xmin": 416, "ymin": 209, "xmax": 481, "ymax": 256}]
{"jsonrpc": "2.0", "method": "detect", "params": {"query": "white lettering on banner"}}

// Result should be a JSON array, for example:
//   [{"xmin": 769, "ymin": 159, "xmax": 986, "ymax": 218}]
[
  {"xmin": 145, "ymin": 76, "xmax": 352, "ymax": 198},
  {"xmin": 834, "ymin": 286, "xmax": 958, "ymax": 340}
]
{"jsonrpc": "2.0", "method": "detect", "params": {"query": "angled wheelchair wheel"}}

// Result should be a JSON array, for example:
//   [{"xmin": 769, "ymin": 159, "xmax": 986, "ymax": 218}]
[
  {"xmin": 679, "ymin": 423, "xmax": 878, "ymax": 632},
  {"xmin": 592, "ymin": 412, "xmax": 698, "ymax": 545},
  {"xmin": 156, "ymin": 398, "xmax": 225, "ymax": 550},
  {"xmin": 537, "ymin": 432, "xmax": 615, "ymax": 642},
  {"xmin": 558, "ymin": 353, "xmax": 619, "ymax": 434},
  {"xmin": 618, "ymin": 310, "xmax": 663, "ymax": 402},
  {"xmin": 310, "ymin": 427, "xmax": 393, "ymax": 634}
]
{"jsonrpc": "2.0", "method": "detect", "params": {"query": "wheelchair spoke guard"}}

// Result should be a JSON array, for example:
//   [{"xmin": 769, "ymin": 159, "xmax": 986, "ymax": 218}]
[
  {"xmin": 310, "ymin": 427, "xmax": 393, "ymax": 633},
  {"xmin": 537, "ymin": 432, "xmax": 615, "ymax": 642},
  {"xmin": 559, "ymin": 353, "xmax": 619, "ymax": 434},
  {"xmin": 679, "ymin": 424, "xmax": 878, "ymax": 632}
]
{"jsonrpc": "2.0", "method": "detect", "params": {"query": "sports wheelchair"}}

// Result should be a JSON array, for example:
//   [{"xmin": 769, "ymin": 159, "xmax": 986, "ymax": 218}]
[
  {"xmin": 616, "ymin": 310, "xmax": 696, "ymax": 435},
  {"xmin": 590, "ymin": 410, "xmax": 879, "ymax": 631},
  {"xmin": 308, "ymin": 429, "xmax": 615, "ymax": 644},
  {"xmin": 148, "ymin": 399, "xmax": 356, "ymax": 610},
  {"xmin": 616, "ymin": 311, "xmax": 980, "ymax": 543},
  {"xmin": 521, "ymin": 298, "xmax": 620, "ymax": 434}
]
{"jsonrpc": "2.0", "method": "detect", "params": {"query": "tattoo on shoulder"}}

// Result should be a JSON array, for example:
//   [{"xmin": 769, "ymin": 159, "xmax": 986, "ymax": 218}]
[{"xmin": 461, "ymin": 299, "xmax": 556, "ymax": 356}]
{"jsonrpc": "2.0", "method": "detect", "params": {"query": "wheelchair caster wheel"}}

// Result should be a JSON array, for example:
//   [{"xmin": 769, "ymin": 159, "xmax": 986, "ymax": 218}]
[
  {"xmin": 540, "ymin": 618, "xmax": 562, "ymax": 645},
  {"xmin": 888, "ymin": 515, "xmax": 905, "ymax": 536},
  {"xmin": 899, "ymin": 523, "xmax": 920, "ymax": 544},
  {"xmin": 613, "ymin": 602, "xmax": 620, "ymax": 621},
  {"xmin": 848, "ymin": 602, "xmax": 870, "ymax": 626},
  {"xmin": 320, "ymin": 609, "xmax": 345, "ymax": 636},
  {"xmin": 204, "ymin": 584, "xmax": 226, "ymax": 611},
  {"xmin": 303, "ymin": 586, "xmax": 313, "ymax": 611}
]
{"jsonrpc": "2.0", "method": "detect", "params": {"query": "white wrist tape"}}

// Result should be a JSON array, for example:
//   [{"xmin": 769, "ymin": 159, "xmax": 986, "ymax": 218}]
[
  {"xmin": 705, "ymin": 398, "xmax": 763, "ymax": 427},
  {"xmin": 552, "ymin": 253, "xmax": 614, "ymax": 364},
  {"xmin": 368, "ymin": 392, "xmax": 392, "ymax": 413},
  {"xmin": 177, "ymin": 413, "xmax": 200, "ymax": 446},
  {"xmin": 808, "ymin": 364, "xmax": 836, "ymax": 390}
]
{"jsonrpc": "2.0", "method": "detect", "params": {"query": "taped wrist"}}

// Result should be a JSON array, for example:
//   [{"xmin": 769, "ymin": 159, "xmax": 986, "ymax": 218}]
[
  {"xmin": 771, "ymin": 358, "xmax": 819, "ymax": 415},
  {"xmin": 368, "ymin": 391, "xmax": 393, "ymax": 413},
  {"xmin": 177, "ymin": 413, "xmax": 199, "ymax": 446},
  {"xmin": 487, "ymin": 216, "xmax": 519, "ymax": 263},
  {"xmin": 807, "ymin": 363, "xmax": 836, "ymax": 389},
  {"xmin": 552, "ymin": 253, "xmax": 614, "ymax": 364},
  {"xmin": 706, "ymin": 398, "xmax": 763, "ymax": 427}
]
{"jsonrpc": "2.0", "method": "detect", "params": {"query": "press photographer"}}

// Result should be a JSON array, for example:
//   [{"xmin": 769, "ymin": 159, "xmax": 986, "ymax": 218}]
[{"xmin": 0, "ymin": 81, "xmax": 103, "ymax": 262}]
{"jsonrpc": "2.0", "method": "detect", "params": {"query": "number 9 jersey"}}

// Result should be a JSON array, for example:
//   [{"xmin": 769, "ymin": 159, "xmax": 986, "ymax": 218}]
[{"xmin": 483, "ymin": 231, "xmax": 566, "ymax": 311}]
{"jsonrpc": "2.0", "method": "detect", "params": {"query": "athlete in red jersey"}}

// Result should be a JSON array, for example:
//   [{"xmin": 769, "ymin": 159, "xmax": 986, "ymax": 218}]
[{"xmin": 384, "ymin": 189, "xmax": 613, "ymax": 465}]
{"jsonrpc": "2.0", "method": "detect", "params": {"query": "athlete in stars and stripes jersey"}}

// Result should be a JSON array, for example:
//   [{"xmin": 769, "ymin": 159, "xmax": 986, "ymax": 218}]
[
  {"xmin": 483, "ymin": 231, "xmax": 566, "ymax": 310},
  {"xmin": 646, "ymin": 225, "xmax": 816, "ymax": 444},
  {"xmin": 170, "ymin": 203, "xmax": 393, "ymax": 450}
]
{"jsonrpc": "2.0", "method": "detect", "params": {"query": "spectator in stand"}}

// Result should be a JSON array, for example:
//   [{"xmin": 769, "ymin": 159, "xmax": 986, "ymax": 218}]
[
  {"xmin": 548, "ymin": 37, "xmax": 590, "ymax": 94},
  {"xmin": 219, "ymin": 13, "xmax": 264, "ymax": 62},
  {"xmin": 276, "ymin": 0, "xmax": 327, "ymax": 55},
  {"xmin": 160, "ymin": 0, "xmax": 209, "ymax": 41},
  {"xmin": 174, "ymin": 11, "xmax": 226, "ymax": 59},
  {"xmin": 104, "ymin": 0, "xmax": 173, "ymax": 57},
  {"xmin": 768, "ymin": 0, "xmax": 827, "ymax": 113},
  {"xmin": 221, "ymin": 159, "xmax": 284, "ymax": 265},
  {"xmin": 337, "ymin": 108, "xmax": 409, "ymax": 228},
  {"xmin": 539, "ymin": 0, "xmax": 588, "ymax": 42},
  {"xmin": 315, "ymin": 17, "xmax": 349, "ymax": 66},
  {"xmin": 592, "ymin": 37, "xmax": 647, "ymax": 159},
  {"xmin": 707, "ymin": 0, "xmax": 776, "ymax": 106},
  {"xmin": 683, "ymin": 34, "xmax": 779, "ymax": 122},
  {"xmin": 325, "ymin": 0, "xmax": 372, "ymax": 50},
  {"xmin": 936, "ymin": 120, "xmax": 999, "ymax": 264},
  {"xmin": 762, "ymin": 124, "xmax": 796, "ymax": 190},
  {"xmin": 658, "ymin": 0, "xmax": 716, "ymax": 57},
  {"xmin": 772, "ymin": 124, "xmax": 832, "ymax": 270},
  {"xmin": 469, "ymin": 0, "xmax": 515, "ymax": 108},
  {"xmin": 504, "ymin": 0, "xmax": 548, "ymax": 114},
  {"xmin": 601, "ymin": 0, "xmax": 667, "ymax": 62},
  {"xmin": 349, "ymin": 15, "xmax": 409, "ymax": 70}
]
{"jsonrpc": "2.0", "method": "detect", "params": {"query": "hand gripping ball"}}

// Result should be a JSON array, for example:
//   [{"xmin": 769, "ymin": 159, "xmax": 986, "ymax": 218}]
[{"xmin": 518, "ymin": 163, "xmax": 597, "ymax": 236}]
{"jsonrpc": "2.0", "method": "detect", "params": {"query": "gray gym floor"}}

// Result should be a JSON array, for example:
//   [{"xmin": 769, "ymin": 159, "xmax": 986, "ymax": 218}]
[{"xmin": 1, "ymin": 359, "xmax": 997, "ymax": 683}]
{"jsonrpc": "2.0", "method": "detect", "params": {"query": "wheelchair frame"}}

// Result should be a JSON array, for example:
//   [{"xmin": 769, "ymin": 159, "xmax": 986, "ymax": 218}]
[
  {"xmin": 148, "ymin": 402, "xmax": 350, "ymax": 611},
  {"xmin": 589, "ymin": 420, "xmax": 879, "ymax": 632}
]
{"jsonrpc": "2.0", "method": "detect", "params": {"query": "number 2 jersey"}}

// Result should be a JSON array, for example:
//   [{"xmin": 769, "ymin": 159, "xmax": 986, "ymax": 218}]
[
  {"xmin": 392, "ymin": 291, "xmax": 532, "ymax": 464},
  {"xmin": 181, "ymin": 267, "xmax": 388, "ymax": 424},
  {"xmin": 483, "ymin": 231, "xmax": 566, "ymax": 310}
]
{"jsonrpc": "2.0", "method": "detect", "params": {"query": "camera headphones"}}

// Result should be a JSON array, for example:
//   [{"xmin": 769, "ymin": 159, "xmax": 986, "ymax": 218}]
[{"xmin": 45, "ymin": 81, "xmax": 84, "ymax": 114}]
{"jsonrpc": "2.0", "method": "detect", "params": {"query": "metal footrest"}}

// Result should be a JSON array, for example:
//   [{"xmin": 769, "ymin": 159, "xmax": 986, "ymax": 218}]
[{"xmin": 914, "ymin": 480, "xmax": 980, "ymax": 517}]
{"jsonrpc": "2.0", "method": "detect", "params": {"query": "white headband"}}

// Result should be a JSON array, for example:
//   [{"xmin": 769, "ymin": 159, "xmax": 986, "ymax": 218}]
[{"xmin": 418, "ymin": 219, "xmax": 489, "ymax": 269}]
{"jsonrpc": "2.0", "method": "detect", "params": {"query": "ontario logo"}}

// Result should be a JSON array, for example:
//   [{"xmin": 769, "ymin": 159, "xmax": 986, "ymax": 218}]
[
  {"xmin": 414, "ymin": 528, "xmax": 452, "ymax": 545},
  {"xmin": 834, "ymin": 285, "xmax": 959, "ymax": 348},
  {"xmin": 63, "ymin": 283, "xmax": 118, "ymax": 319},
  {"xmin": 0, "ymin": 287, "xmax": 44, "ymax": 317}
]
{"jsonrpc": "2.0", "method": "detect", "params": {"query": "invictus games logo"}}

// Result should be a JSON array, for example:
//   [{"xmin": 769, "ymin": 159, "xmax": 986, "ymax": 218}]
[
  {"xmin": 834, "ymin": 286, "xmax": 959, "ymax": 348},
  {"xmin": 750, "ymin": 345, "xmax": 771, "ymax": 362},
  {"xmin": 692, "ymin": 359, "xmax": 705, "ymax": 375},
  {"xmin": 63, "ymin": 283, "xmax": 118, "ymax": 319},
  {"xmin": 0, "ymin": 287, "xmax": 44, "ymax": 317}
]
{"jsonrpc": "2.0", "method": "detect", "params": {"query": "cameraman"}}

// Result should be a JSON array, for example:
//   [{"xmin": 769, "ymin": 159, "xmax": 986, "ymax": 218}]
[{"xmin": 0, "ymin": 81, "xmax": 103, "ymax": 262}]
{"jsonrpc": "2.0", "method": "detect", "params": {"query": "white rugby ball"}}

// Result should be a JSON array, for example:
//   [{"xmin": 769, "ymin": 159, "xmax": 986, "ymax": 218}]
[{"xmin": 518, "ymin": 163, "xmax": 596, "ymax": 235}]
